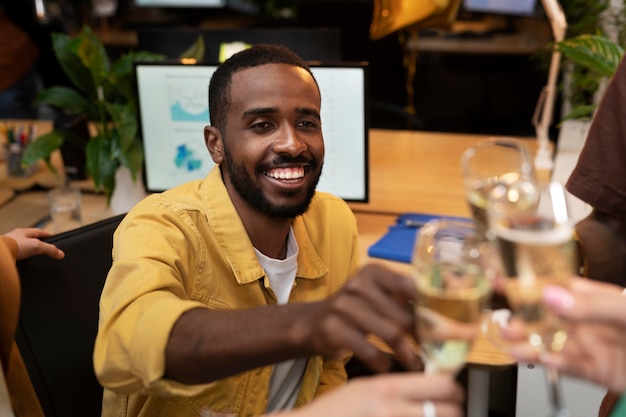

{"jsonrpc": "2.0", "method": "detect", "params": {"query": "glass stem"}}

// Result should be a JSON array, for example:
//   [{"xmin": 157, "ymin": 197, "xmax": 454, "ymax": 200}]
[
  {"xmin": 424, "ymin": 362, "xmax": 438, "ymax": 375},
  {"xmin": 545, "ymin": 365, "xmax": 569, "ymax": 417}
]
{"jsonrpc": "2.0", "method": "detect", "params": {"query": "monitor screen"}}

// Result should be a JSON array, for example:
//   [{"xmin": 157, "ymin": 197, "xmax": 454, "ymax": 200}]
[
  {"xmin": 134, "ymin": 61, "xmax": 369, "ymax": 202},
  {"xmin": 134, "ymin": 0, "xmax": 226, "ymax": 7},
  {"xmin": 463, "ymin": 0, "xmax": 537, "ymax": 16}
]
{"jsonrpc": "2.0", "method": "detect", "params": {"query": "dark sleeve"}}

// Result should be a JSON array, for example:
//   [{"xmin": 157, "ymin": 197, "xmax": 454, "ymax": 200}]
[
  {"xmin": 566, "ymin": 56, "xmax": 626, "ymax": 220},
  {"xmin": 0, "ymin": 1, "xmax": 37, "ymax": 34},
  {"xmin": 598, "ymin": 391, "xmax": 621, "ymax": 417}
]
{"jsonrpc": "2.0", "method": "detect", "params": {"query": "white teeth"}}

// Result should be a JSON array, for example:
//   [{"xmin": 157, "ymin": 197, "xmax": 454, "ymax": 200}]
[{"xmin": 267, "ymin": 168, "xmax": 304, "ymax": 180}]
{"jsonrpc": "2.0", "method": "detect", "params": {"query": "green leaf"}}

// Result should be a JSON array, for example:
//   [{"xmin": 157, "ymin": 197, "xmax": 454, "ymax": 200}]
[
  {"xmin": 560, "ymin": 104, "xmax": 597, "ymax": 123},
  {"xmin": 21, "ymin": 130, "xmax": 65, "ymax": 170},
  {"xmin": 178, "ymin": 35, "xmax": 206, "ymax": 61},
  {"xmin": 105, "ymin": 103, "xmax": 137, "ymax": 153},
  {"xmin": 119, "ymin": 139, "xmax": 144, "ymax": 182},
  {"xmin": 52, "ymin": 32, "xmax": 94, "ymax": 95},
  {"xmin": 111, "ymin": 51, "xmax": 165, "ymax": 77},
  {"xmin": 86, "ymin": 134, "xmax": 119, "ymax": 200},
  {"xmin": 110, "ymin": 51, "xmax": 164, "ymax": 103},
  {"xmin": 556, "ymin": 34, "xmax": 625, "ymax": 77},
  {"xmin": 35, "ymin": 86, "xmax": 89, "ymax": 114},
  {"xmin": 71, "ymin": 25, "xmax": 110, "ymax": 88}
]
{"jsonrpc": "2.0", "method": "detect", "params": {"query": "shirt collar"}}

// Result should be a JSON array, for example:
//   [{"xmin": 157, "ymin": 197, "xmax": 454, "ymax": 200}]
[{"xmin": 201, "ymin": 166, "xmax": 328, "ymax": 285}]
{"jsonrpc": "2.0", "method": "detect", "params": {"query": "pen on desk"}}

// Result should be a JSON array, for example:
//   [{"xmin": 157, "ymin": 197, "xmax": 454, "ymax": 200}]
[
  {"xmin": 33, "ymin": 214, "xmax": 51, "ymax": 229},
  {"xmin": 404, "ymin": 219, "xmax": 427, "ymax": 228},
  {"xmin": 28, "ymin": 124, "xmax": 35, "ymax": 145},
  {"xmin": 7, "ymin": 125, "xmax": 15, "ymax": 144}
]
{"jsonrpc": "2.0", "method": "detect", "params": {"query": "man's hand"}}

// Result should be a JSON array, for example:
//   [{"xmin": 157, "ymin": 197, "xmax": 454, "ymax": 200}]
[{"xmin": 306, "ymin": 263, "xmax": 421, "ymax": 372}]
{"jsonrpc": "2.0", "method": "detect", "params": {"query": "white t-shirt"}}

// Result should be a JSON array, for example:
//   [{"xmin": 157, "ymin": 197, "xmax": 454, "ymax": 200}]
[{"xmin": 254, "ymin": 228, "xmax": 307, "ymax": 412}]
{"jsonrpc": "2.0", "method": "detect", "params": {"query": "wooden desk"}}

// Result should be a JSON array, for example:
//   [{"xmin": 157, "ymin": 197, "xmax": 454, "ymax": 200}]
[
  {"xmin": 0, "ymin": 119, "xmax": 106, "ymax": 233},
  {"xmin": 0, "ymin": 120, "xmax": 63, "ymax": 192},
  {"xmin": 348, "ymin": 129, "xmax": 537, "ymax": 216},
  {"xmin": 1, "ymin": 124, "xmax": 537, "ymax": 214}
]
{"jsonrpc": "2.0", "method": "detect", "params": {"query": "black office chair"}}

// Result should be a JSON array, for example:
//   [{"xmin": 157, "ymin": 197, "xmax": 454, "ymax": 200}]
[{"xmin": 15, "ymin": 214, "xmax": 125, "ymax": 417}]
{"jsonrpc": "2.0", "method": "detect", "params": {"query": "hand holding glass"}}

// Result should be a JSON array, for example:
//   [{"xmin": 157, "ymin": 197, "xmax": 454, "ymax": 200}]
[
  {"xmin": 411, "ymin": 219, "xmax": 492, "ymax": 375},
  {"xmin": 485, "ymin": 180, "xmax": 576, "ymax": 417}
]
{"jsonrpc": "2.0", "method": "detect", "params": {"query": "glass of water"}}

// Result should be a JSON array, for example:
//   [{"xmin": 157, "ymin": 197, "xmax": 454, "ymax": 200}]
[{"xmin": 48, "ymin": 185, "xmax": 83, "ymax": 233}]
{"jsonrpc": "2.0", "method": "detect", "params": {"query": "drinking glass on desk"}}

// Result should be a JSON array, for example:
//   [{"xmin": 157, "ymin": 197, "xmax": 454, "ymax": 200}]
[
  {"xmin": 484, "ymin": 180, "xmax": 576, "ymax": 417},
  {"xmin": 461, "ymin": 137, "xmax": 537, "ymax": 241},
  {"xmin": 48, "ymin": 185, "xmax": 82, "ymax": 233},
  {"xmin": 411, "ymin": 219, "xmax": 492, "ymax": 375}
]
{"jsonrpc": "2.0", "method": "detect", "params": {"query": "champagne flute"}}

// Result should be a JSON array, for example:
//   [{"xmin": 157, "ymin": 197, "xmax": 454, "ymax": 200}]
[
  {"xmin": 411, "ymin": 219, "xmax": 492, "ymax": 375},
  {"xmin": 461, "ymin": 137, "xmax": 537, "ymax": 241},
  {"xmin": 462, "ymin": 138, "xmax": 538, "ymax": 310},
  {"xmin": 486, "ymin": 180, "xmax": 576, "ymax": 417}
]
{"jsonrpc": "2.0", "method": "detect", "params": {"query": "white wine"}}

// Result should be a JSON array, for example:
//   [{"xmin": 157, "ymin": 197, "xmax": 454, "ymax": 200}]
[
  {"xmin": 504, "ymin": 299, "xmax": 568, "ymax": 352},
  {"xmin": 420, "ymin": 339, "xmax": 471, "ymax": 374},
  {"xmin": 493, "ymin": 216, "xmax": 575, "ymax": 352},
  {"xmin": 466, "ymin": 186, "xmax": 491, "ymax": 240},
  {"xmin": 466, "ymin": 176, "xmax": 537, "ymax": 240},
  {"xmin": 416, "ymin": 277, "xmax": 491, "ymax": 373}
]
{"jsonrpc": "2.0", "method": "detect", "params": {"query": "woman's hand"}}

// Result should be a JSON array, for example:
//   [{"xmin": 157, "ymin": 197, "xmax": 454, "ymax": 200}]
[
  {"xmin": 4, "ymin": 228, "xmax": 64, "ymax": 260},
  {"xmin": 504, "ymin": 278, "xmax": 626, "ymax": 394}
]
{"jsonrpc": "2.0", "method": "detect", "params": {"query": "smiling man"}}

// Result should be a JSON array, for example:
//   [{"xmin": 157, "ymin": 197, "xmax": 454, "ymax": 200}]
[{"xmin": 94, "ymin": 44, "xmax": 421, "ymax": 417}]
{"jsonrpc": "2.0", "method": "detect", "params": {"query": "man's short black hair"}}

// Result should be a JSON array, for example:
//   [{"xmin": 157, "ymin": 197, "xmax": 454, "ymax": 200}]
[{"xmin": 208, "ymin": 44, "xmax": 317, "ymax": 134}]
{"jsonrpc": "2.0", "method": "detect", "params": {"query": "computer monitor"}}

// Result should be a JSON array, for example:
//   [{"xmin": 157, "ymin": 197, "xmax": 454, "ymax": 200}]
[
  {"xmin": 462, "ymin": 0, "xmax": 538, "ymax": 16},
  {"xmin": 134, "ymin": 61, "xmax": 369, "ymax": 203}
]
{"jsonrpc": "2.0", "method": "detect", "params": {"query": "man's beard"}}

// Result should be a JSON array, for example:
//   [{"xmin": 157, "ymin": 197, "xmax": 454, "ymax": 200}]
[{"xmin": 223, "ymin": 151, "xmax": 322, "ymax": 219}]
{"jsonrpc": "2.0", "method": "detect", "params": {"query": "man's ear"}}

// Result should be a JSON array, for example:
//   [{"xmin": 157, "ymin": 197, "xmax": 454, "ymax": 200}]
[{"xmin": 204, "ymin": 126, "xmax": 224, "ymax": 164}]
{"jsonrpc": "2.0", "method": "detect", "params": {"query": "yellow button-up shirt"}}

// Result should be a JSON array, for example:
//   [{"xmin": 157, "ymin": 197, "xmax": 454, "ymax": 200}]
[{"xmin": 94, "ymin": 166, "xmax": 360, "ymax": 417}]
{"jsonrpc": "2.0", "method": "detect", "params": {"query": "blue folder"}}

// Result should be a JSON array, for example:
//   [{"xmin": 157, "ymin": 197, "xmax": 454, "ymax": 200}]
[{"xmin": 367, "ymin": 213, "xmax": 471, "ymax": 263}]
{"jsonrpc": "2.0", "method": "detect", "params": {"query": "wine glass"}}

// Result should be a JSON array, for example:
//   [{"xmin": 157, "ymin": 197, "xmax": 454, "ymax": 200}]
[
  {"xmin": 411, "ymin": 219, "xmax": 492, "ymax": 375},
  {"xmin": 485, "ymin": 180, "xmax": 577, "ymax": 417},
  {"xmin": 461, "ymin": 137, "xmax": 536, "ymax": 241}
]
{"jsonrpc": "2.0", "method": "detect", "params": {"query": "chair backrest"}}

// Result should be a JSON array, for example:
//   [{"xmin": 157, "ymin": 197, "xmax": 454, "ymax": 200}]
[{"xmin": 15, "ymin": 214, "xmax": 125, "ymax": 417}]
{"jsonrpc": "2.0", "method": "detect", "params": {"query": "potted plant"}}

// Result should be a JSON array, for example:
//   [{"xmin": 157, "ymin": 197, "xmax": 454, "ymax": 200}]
[
  {"xmin": 556, "ymin": 33, "xmax": 624, "ymax": 121},
  {"xmin": 22, "ymin": 25, "xmax": 205, "ymax": 203},
  {"xmin": 556, "ymin": 0, "xmax": 626, "ymax": 120}
]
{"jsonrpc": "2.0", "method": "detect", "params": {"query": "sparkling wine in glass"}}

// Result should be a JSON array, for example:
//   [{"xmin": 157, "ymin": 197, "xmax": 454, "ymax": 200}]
[
  {"xmin": 461, "ymin": 137, "xmax": 537, "ymax": 241},
  {"xmin": 411, "ymin": 219, "xmax": 492, "ymax": 374},
  {"xmin": 487, "ymin": 180, "xmax": 576, "ymax": 417}
]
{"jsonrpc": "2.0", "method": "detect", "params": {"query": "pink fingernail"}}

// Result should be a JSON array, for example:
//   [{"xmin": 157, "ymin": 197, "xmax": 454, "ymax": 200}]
[{"xmin": 543, "ymin": 286, "xmax": 575, "ymax": 309}]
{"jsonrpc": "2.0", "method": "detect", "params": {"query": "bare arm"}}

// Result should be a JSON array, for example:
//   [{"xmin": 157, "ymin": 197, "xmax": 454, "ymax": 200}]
[
  {"xmin": 269, "ymin": 373, "xmax": 464, "ymax": 417},
  {"xmin": 165, "ymin": 263, "xmax": 422, "ymax": 384}
]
